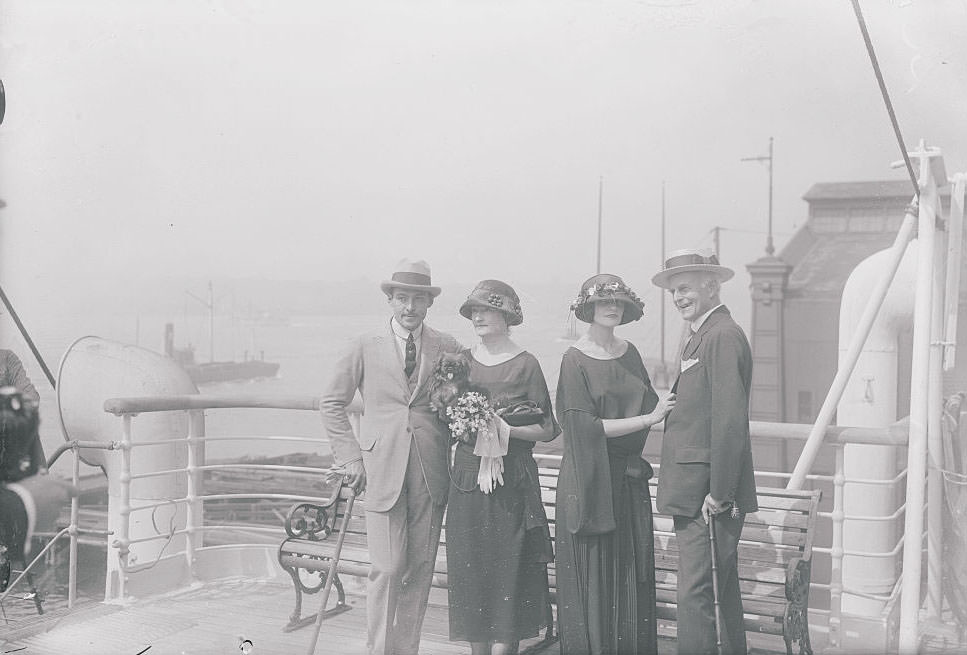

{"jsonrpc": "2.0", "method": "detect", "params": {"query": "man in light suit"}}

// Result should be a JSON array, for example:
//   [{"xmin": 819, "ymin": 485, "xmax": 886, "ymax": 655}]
[
  {"xmin": 320, "ymin": 259, "xmax": 461, "ymax": 655},
  {"xmin": 652, "ymin": 249, "xmax": 758, "ymax": 655}
]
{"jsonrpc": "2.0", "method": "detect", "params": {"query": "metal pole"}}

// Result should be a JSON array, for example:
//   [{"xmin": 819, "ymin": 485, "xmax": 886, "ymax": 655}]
[
  {"xmin": 596, "ymin": 177, "xmax": 603, "ymax": 274},
  {"xmin": 713, "ymin": 226, "xmax": 721, "ymax": 259},
  {"xmin": 767, "ymin": 137, "xmax": 775, "ymax": 256},
  {"xmin": 0, "ymin": 285, "xmax": 56, "ymax": 388},
  {"xmin": 828, "ymin": 445, "xmax": 846, "ymax": 649},
  {"xmin": 898, "ymin": 147, "xmax": 937, "ymax": 654},
  {"xmin": 208, "ymin": 281, "xmax": 215, "ymax": 363},
  {"xmin": 68, "ymin": 444, "xmax": 80, "ymax": 607},
  {"xmin": 661, "ymin": 181, "xmax": 667, "ymax": 377},
  {"xmin": 740, "ymin": 138, "xmax": 775, "ymax": 257},
  {"xmin": 787, "ymin": 204, "xmax": 917, "ymax": 489},
  {"xmin": 925, "ymin": 219, "xmax": 946, "ymax": 620}
]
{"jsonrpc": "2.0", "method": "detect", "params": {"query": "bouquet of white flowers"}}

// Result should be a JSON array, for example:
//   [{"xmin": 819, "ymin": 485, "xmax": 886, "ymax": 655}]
[
  {"xmin": 445, "ymin": 391, "xmax": 494, "ymax": 444},
  {"xmin": 444, "ymin": 390, "xmax": 510, "ymax": 494}
]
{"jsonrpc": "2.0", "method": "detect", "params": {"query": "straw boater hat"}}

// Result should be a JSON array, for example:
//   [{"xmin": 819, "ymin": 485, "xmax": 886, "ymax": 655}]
[
  {"xmin": 459, "ymin": 279, "xmax": 523, "ymax": 326},
  {"xmin": 380, "ymin": 259, "xmax": 442, "ymax": 297},
  {"xmin": 651, "ymin": 248, "xmax": 735, "ymax": 289},
  {"xmin": 571, "ymin": 273, "xmax": 644, "ymax": 325}
]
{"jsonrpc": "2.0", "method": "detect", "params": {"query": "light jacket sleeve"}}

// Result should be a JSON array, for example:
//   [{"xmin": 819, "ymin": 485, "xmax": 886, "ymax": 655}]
[{"xmin": 319, "ymin": 337, "xmax": 365, "ymax": 466}]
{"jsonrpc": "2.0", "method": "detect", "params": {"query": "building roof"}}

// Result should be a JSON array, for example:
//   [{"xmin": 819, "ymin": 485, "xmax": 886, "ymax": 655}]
[
  {"xmin": 783, "ymin": 229, "xmax": 897, "ymax": 297},
  {"xmin": 801, "ymin": 180, "xmax": 915, "ymax": 202}
]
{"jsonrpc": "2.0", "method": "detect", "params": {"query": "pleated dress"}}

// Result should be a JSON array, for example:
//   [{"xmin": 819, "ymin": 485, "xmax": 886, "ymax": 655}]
[{"xmin": 554, "ymin": 343, "xmax": 660, "ymax": 655}]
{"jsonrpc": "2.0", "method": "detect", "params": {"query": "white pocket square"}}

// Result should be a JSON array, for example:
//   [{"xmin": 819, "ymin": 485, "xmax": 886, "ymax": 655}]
[{"xmin": 681, "ymin": 357, "xmax": 700, "ymax": 373}]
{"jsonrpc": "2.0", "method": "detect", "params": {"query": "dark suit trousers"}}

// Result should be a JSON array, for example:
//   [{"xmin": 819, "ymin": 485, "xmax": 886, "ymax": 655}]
[
  {"xmin": 673, "ymin": 513, "xmax": 747, "ymax": 655},
  {"xmin": 365, "ymin": 438, "xmax": 445, "ymax": 655}
]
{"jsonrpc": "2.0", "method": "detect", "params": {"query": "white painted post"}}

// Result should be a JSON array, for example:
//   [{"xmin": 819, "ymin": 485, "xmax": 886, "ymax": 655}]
[
  {"xmin": 898, "ymin": 146, "xmax": 940, "ymax": 654},
  {"xmin": 925, "ymin": 227, "xmax": 946, "ymax": 621},
  {"xmin": 828, "ymin": 444, "xmax": 846, "ymax": 649}
]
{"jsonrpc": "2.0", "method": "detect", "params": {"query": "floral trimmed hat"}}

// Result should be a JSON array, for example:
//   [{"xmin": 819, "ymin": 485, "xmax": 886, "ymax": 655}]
[
  {"xmin": 571, "ymin": 273, "xmax": 644, "ymax": 325},
  {"xmin": 459, "ymin": 279, "xmax": 523, "ymax": 326}
]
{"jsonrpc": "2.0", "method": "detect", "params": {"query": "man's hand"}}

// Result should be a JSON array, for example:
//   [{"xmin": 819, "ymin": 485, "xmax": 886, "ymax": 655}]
[
  {"xmin": 343, "ymin": 460, "xmax": 367, "ymax": 495},
  {"xmin": 701, "ymin": 493, "xmax": 730, "ymax": 524},
  {"xmin": 12, "ymin": 473, "xmax": 78, "ymax": 533}
]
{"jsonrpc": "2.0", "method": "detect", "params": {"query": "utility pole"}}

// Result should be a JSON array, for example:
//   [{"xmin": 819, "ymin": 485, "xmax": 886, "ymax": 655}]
[
  {"xmin": 741, "ymin": 136, "xmax": 775, "ymax": 256},
  {"xmin": 712, "ymin": 226, "xmax": 721, "ymax": 259},
  {"xmin": 660, "ymin": 181, "xmax": 667, "ymax": 380},
  {"xmin": 596, "ymin": 176, "xmax": 603, "ymax": 274}
]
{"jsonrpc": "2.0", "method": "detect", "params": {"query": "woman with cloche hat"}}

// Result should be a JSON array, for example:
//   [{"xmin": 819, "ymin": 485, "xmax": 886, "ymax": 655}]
[
  {"xmin": 444, "ymin": 279, "xmax": 560, "ymax": 655},
  {"xmin": 554, "ymin": 273, "xmax": 675, "ymax": 655}
]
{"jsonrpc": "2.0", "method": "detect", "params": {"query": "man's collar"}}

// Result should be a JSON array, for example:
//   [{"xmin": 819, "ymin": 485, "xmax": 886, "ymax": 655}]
[
  {"xmin": 390, "ymin": 317, "xmax": 423, "ymax": 340},
  {"xmin": 690, "ymin": 303, "xmax": 724, "ymax": 333}
]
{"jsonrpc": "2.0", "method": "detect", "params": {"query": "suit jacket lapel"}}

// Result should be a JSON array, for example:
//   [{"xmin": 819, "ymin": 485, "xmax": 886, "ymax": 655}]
[
  {"xmin": 381, "ymin": 322, "xmax": 409, "ymax": 395},
  {"xmin": 683, "ymin": 305, "xmax": 730, "ymax": 360},
  {"xmin": 411, "ymin": 326, "xmax": 441, "ymax": 403}
]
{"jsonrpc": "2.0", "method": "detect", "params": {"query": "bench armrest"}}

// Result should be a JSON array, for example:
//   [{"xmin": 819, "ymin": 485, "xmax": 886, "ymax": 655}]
[{"xmin": 284, "ymin": 501, "xmax": 339, "ymax": 540}]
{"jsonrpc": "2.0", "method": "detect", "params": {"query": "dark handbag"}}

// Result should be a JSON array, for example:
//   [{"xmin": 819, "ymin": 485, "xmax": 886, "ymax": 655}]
[{"xmin": 496, "ymin": 399, "xmax": 545, "ymax": 427}]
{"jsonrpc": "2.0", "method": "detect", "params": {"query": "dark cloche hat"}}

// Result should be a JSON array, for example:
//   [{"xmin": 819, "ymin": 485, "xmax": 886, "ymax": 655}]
[
  {"xmin": 571, "ymin": 273, "xmax": 644, "ymax": 325},
  {"xmin": 459, "ymin": 279, "xmax": 523, "ymax": 326}
]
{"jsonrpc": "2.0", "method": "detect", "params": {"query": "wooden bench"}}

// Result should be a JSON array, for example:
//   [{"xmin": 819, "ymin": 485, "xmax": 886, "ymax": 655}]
[{"xmin": 278, "ymin": 467, "xmax": 821, "ymax": 655}]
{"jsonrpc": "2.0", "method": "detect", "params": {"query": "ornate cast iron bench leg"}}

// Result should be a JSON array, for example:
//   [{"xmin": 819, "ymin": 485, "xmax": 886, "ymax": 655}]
[
  {"xmin": 783, "ymin": 558, "xmax": 813, "ymax": 655},
  {"xmin": 280, "ymin": 553, "xmax": 350, "ymax": 632}
]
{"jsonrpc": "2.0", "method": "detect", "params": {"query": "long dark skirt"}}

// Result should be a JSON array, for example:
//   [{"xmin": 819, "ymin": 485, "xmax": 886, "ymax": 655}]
[
  {"xmin": 446, "ymin": 450, "xmax": 551, "ymax": 643},
  {"xmin": 556, "ymin": 475, "xmax": 657, "ymax": 655}
]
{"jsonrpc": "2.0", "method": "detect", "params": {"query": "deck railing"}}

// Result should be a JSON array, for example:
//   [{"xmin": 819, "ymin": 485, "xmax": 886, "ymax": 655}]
[{"xmin": 7, "ymin": 394, "xmax": 911, "ymax": 649}]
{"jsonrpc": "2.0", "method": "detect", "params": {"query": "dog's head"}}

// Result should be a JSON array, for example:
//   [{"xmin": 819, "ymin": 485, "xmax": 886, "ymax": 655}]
[{"xmin": 432, "ymin": 352, "xmax": 470, "ymax": 384}]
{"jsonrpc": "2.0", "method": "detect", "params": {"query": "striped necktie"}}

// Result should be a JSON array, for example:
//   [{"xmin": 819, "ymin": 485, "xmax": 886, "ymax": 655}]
[{"xmin": 404, "ymin": 332, "xmax": 417, "ymax": 378}]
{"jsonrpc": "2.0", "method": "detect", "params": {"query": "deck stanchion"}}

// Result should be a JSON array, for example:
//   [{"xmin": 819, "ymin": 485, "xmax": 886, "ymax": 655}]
[
  {"xmin": 68, "ymin": 442, "xmax": 80, "ymax": 607},
  {"xmin": 828, "ymin": 444, "xmax": 846, "ymax": 649},
  {"xmin": 898, "ymin": 145, "xmax": 940, "ymax": 654}
]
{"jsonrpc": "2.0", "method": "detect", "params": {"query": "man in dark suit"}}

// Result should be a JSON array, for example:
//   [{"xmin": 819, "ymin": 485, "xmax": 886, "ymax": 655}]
[
  {"xmin": 652, "ymin": 249, "xmax": 758, "ymax": 655},
  {"xmin": 320, "ymin": 259, "xmax": 461, "ymax": 655}
]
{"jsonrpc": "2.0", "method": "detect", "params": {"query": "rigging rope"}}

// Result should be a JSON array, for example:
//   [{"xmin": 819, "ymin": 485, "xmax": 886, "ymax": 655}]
[{"xmin": 849, "ymin": 0, "xmax": 920, "ymax": 198}]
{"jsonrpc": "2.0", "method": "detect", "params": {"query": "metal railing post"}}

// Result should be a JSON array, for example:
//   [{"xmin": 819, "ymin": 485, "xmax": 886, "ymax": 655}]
[
  {"xmin": 184, "ymin": 408, "xmax": 206, "ymax": 582},
  {"xmin": 925, "ymin": 223, "xmax": 946, "ymax": 621},
  {"xmin": 898, "ymin": 146, "xmax": 939, "ymax": 654},
  {"xmin": 67, "ymin": 442, "xmax": 81, "ymax": 608},
  {"xmin": 112, "ymin": 413, "xmax": 134, "ymax": 603},
  {"xmin": 828, "ymin": 444, "xmax": 846, "ymax": 650}
]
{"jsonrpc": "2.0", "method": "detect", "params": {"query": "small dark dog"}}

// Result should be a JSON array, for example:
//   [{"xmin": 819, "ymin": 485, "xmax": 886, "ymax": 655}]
[{"xmin": 428, "ymin": 352, "xmax": 471, "ymax": 422}]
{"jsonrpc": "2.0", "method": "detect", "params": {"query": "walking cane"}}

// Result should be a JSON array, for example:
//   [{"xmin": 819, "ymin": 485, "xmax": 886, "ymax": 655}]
[
  {"xmin": 708, "ymin": 515, "xmax": 725, "ymax": 655},
  {"xmin": 306, "ymin": 487, "xmax": 357, "ymax": 655}
]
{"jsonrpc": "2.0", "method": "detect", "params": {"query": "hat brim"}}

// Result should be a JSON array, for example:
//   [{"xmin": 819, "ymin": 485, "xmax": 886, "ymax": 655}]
[
  {"xmin": 380, "ymin": 281, "xmax": 442, "ymax": 297},
  {"xmin": 574, "ymin": 297, "xmax": 643, "ymax": 325},
  {"xmin": 459, "ymin": 297, "xmax": 522, "ymax": 326},
  {"xmin": 651, "ymin": 264, "xmax": 734, "ymax": 290}
]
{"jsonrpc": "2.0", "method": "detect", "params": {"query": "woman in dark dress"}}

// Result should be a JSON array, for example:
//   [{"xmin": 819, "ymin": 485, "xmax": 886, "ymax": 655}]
[
  {"xmin": 446, "ymin": 280, "xmax": 560, "ymax": 655},
  {"xmin": 555, "ymin": 274, "xmax": 675, "ymax": 655}
]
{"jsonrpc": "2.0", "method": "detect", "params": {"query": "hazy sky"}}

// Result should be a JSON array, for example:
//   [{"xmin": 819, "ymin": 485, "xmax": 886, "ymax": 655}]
[{"xmin": 1, "ymin": 1, "xmax": 966, "ymax": 323}]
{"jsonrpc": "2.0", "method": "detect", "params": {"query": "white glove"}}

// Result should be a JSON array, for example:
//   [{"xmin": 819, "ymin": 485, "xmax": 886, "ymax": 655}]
[{"xmin": 477, "ymin": 455, "xmax": 505, "ymax": 494}]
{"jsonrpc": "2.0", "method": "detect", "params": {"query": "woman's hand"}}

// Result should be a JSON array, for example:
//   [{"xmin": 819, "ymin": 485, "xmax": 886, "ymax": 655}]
[{"xmin": 646, "ymin": 393, "xmax": 676, "ymax": 426}]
